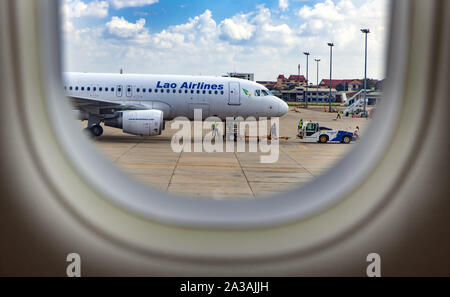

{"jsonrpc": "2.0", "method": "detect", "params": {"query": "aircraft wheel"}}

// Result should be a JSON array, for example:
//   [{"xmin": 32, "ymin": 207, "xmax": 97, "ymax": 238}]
[
  {"xmin": 90, "ymin": 125, "xmax": 103, "ymax": 137},
  {"xmin": 342, "ymin": 135, "xmax": 351, "ymax": 144}
]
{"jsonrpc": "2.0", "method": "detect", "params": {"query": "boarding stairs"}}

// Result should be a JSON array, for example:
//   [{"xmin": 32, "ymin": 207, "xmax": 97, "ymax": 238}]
[{"xmin": 343, "ymin": 90, "xmax": 367, "ymax": 115}]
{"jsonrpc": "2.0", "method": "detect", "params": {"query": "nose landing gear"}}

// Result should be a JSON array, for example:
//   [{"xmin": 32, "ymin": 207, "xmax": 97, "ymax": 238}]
[{"xmin": 84, "ymin": 124, "xmax": 104, "ymax": 137}]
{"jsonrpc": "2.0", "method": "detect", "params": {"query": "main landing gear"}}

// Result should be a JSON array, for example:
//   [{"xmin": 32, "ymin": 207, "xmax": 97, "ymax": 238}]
[{"xmin": 84, "ymin": 124, "xmax": 103, "ymax": 137}]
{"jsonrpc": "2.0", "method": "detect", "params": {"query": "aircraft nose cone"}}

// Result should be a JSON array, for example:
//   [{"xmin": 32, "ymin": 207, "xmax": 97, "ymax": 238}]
[{"xmin": 278, "ymin": 100, "xmax": 289, "ymax": 116}]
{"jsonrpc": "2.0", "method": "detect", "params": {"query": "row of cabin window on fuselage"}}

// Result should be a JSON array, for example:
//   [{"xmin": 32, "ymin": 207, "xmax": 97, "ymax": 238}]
[{"xmin": 65, "ymin": 85, "xmax": 225, "ymax": 95}]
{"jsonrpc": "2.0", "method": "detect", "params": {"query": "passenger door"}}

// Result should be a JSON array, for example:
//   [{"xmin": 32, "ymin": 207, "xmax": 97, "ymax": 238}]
[
  {"xmin": 228, "ymin": 82, "xmax": 241, "ymax": 105},
  {"xmin": 126, "ymin": 85, "xmax": 132, "ymax": 97},
  {"xmin": 116, "ymin": 85, "xmax": 123, "ymax": 98}
]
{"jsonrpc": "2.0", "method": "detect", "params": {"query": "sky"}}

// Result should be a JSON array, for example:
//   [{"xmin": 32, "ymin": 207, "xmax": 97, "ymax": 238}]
[{"xmin": 60, "ymin": 0, "xmax": 389, "ymax": 81}]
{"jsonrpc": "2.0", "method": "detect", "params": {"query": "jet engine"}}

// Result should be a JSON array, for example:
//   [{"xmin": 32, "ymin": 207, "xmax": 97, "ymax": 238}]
[{"xmin": 105, "ymin": 110, "xmax": 164, "ymax": 136}]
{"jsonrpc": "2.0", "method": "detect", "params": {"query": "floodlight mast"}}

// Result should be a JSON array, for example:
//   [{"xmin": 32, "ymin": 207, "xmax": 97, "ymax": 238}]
[
  {"xmin": 327, "ymin": 43, "xmax": 334, "ymax": 113},
  {"xmin": 361, "ymin": 28, "xmax": 370, "ymax": 117},
  {"xmin": 303, "ymin": 52, "xmax": 310, "ymax": 109},
  {"xmin": 315, "ymin": 58, "xmax": 321, "ymax": 102}
]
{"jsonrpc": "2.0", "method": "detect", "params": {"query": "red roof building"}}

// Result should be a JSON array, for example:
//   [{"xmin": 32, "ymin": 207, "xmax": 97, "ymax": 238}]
[
  {"xmin": 275, "ymin": 74, "xmax": 307, "ymax": 89},
  {"xmin": 287, "ymin": 75, "xmax": 307, "ymax": 82},
  {"xmin": 319, "ymin": 79, "xmax": 355, "ymax": 88}
]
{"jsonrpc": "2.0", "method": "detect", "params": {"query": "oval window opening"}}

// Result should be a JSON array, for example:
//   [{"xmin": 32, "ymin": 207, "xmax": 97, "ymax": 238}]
[{"xmin": 54, "ymin": 0, "xmax": 395, "ymax": 227}]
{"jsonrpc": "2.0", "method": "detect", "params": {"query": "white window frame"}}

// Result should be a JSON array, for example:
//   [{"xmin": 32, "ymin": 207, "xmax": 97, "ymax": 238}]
[{"xmin": 30, "ymin": 0, "xmax": 426, "ymax": 230}]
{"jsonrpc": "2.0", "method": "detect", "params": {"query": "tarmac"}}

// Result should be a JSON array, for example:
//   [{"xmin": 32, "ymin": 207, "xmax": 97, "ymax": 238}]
[{"xmin": 90, "ymin": 108, "xmax": 370, "ymax": 199}]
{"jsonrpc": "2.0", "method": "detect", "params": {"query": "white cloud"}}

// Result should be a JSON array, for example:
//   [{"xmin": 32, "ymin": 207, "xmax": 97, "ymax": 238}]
[
  {"xmin": 62, "ymin": 0, "xmax": 109, "ymax": 18},
  {"xmin": 105, "ymin": 16, "xmax": 147, "ymax": 38},
  {"xmin": 170, "ymin": 10, "xmax": 218, "ymax": 44},
  {"xmin": 218, "ymin": 5, "xmax": 299, "ymax": 47},
  {"xmin": 219, "ymin": 13, "xmax": 256, "ymax": 42},
  {"xmin": 279, "ymin": 0, "xmax": 289, "ymax": 11},
  {"xmin": 298, "ymin": 0, "xmax": 346, "ymax": 21},
  {"xmin": 108, "ymin": 0, "xmax": 159, "ymax": 9}
]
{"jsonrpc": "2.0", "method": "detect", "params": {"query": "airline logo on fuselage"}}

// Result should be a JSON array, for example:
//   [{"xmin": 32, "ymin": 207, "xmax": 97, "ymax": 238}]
[{"xmin": 157, "ymin": 81, "xmax": 224, "ymax": 90}]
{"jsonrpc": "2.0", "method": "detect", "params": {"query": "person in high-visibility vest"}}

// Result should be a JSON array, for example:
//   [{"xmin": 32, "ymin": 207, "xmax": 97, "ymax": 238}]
[
  {"xmin": 211, "ymin": 122, "xmax": 217, "ymax": 139},
  {"xmin": 298, "ymin": 119, "xmax": 303, "ymax": 132}
]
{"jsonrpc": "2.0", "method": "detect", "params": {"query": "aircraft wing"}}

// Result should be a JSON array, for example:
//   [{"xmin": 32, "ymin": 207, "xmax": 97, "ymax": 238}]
[{"xmin": 69, "ymin": 96, "xmax": 150, "ymax": 117}]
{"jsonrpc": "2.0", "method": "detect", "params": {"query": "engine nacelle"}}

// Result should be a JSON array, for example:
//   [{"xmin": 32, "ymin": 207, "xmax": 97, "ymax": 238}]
[
  {"xmin": 72, "ymin": 110, "xmax": 89, "ymax": 121},
  {"xmin": 105, "ymin": 110, "xmax": 164, "ymax": 136}
]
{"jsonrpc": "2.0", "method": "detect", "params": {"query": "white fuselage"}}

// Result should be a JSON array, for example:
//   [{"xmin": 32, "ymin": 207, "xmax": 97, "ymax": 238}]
[{"xmin": 62, "ymin": 72, "xmax": 289, "ymax": 120}]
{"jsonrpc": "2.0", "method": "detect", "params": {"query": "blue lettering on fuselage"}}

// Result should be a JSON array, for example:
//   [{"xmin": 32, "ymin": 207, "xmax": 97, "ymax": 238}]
[{"xmin": 158, "ymin": 81, "xmax": 224, "ymax": 90}]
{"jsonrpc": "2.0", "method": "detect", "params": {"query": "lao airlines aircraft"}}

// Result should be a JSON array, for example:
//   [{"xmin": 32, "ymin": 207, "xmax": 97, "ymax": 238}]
[{"xmin": 63, "ymin": 72, "xmax": 289, "ymax": 137}]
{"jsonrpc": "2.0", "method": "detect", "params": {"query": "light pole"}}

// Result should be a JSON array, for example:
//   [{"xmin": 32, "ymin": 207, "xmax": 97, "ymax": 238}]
[
  {"xmin": 298, "ymin": 64, "xmax": 301, "ymax": 102},
  {"xmin": 361, "ymin": 28, "xmax": 370, "ymax": 117},
  {"xmin": 315, "ymin": 58, "xmax": 321, "ymax": 102},
  {"xmin": 303, "ymin": 52, "xmax": 310, "ymax": 108},
  {"xmin": 327, "ymin": 43, "xmax": 334, "ymax": 112}
]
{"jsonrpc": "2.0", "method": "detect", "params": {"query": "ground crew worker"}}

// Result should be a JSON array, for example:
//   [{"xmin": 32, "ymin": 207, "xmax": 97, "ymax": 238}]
[
  {"xmin": 354, "ymin": 126, "xmax": 360, "ymax": 140},
  {"xmin": 297, "ymin": 119, "xmax": 304, "ymax": 137},
  {"xmin": 298, "ymin": 119, "xmax": 303, "ymax": 131},
  {"xmin": 211, "ymin": 122, "xmax": 218, "ymax": 139},
  {"xmin": 336, "ymin": 111, "xmax": 341, "ymax": 119},
  {"xmin": 270, "ymin": 123, "xmax": 278, "ymax": 140}
]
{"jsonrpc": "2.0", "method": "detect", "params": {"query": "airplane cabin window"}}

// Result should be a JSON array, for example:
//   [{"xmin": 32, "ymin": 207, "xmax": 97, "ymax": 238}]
[{"xmin": 56, "ymin": 0, "xmax": 394, "ymax": 227}]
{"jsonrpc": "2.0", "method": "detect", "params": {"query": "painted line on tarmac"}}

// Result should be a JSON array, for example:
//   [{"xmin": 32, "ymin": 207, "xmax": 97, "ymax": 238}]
[{"xmin": 117, "ymin": 161, "xmax": 314, "ymax": 172}]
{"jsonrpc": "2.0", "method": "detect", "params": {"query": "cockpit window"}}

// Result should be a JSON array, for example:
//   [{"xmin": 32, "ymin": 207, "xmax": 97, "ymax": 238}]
[
  {"xmin": 255, "ymin": 90, "xmax": 261, "ymax": 97},
  {"xmin": 261, "ymin": 90, "xmax": 270, "ymax": 96}
]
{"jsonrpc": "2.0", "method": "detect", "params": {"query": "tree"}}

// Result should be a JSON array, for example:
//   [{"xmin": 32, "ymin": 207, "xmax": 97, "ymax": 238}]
[
  {"xmin": 366, "ymin": 79, "xmax": 377, "ymax": 89},
  {"xmin": 336, "ymin": 83, "xmax": 345, "ymax": 92},
  {"xmin": 375, "ymin": 79, "xmax": 384, "ymax": 91}
]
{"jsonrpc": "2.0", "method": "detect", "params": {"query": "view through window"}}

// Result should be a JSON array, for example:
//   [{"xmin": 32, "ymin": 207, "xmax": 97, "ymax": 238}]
[{"xmin": 60, "ymin": 0, "xmax": 389, "ymax": 200}]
